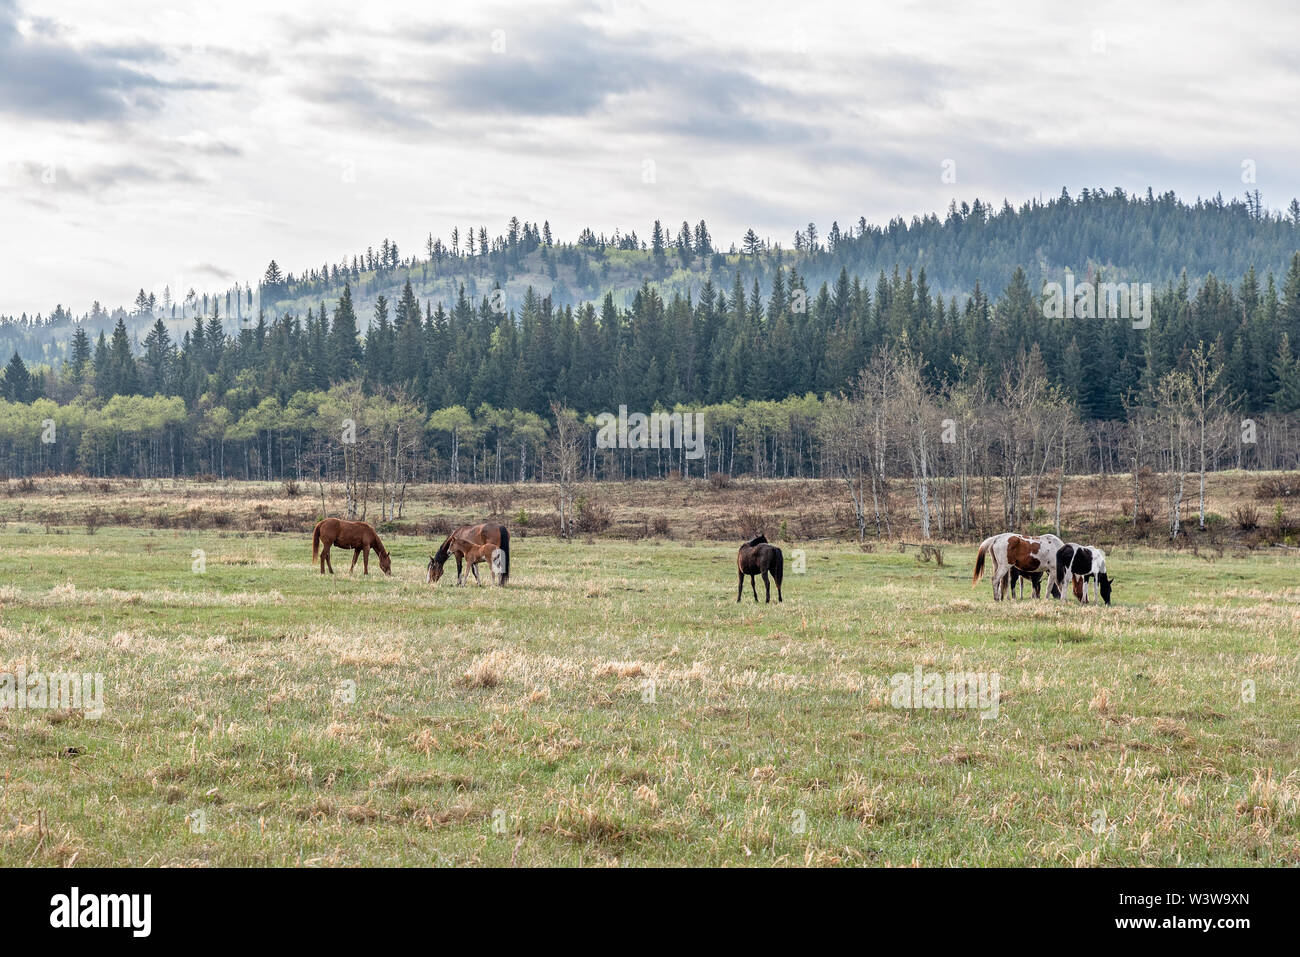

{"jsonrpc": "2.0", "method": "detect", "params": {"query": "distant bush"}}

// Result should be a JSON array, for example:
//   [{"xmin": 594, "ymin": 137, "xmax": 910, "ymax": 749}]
[
  {"xmin": 572, "ymin": 495, "xmax": 612, "ymax": 534},
  {"xmin": 1233, "ymin": 504, "xmax": 1260, "ymax": 530},
  {"xmin": 1256, "ymin": 476, "xmax": 1297, "ymax": 500},
  {"xmin": 736, "ymin": 508, "xmax": 769, "ymax": 539},
  {"xmin": 1272, "ymin": 503, "xmax": 1295, "ymax": 538}
]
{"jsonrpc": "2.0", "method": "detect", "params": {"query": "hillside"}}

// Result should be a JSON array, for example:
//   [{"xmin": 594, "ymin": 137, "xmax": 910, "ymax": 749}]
[{"xmin": 5, "ymin": 187, "xmax": 1300, "ymax": 366}]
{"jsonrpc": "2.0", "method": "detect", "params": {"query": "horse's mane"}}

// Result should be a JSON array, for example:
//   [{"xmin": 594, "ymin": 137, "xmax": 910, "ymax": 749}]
[
  {"xmin": 433, "ymin": 535, "xmax": 453, "ymax": 565},
  {"xmin": 743, "ymin": 534, "xmax": 768, "ymax": 548}
]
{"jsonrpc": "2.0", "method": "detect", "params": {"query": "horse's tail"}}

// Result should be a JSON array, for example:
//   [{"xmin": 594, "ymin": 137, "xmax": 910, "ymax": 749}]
[
  {"xmin": 498, "ymin": 525, "xmax": 510, "ymax": 585},
  {"xmin": 771, "ymin": 546, "xmax": 783, "ymax": 587},
  {"xmin": 1054, "ymin": 545, "xmax": 1072, "ymax": 590},
  {"xmin": 311, "ymin": 522, "xmax": 322, "ymax": 563},
  {"xmin": 972, "ymin": 536, "xmax": 994, "ymax": 585}
]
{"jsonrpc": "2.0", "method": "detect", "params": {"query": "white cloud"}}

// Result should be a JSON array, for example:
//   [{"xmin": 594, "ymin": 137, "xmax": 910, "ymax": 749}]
[{"xmin": 1, "ymin": 0, "xmax": 1298, "ymax": 315}]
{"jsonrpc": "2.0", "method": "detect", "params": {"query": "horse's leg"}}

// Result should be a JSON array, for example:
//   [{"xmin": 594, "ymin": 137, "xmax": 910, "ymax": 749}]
[
  {"xmin": 319, "ymin": 542, "xmax": 327, "ymax": 575},
  {"xmin": 750, "ymin": 574, "xmax": 759, "ymax": 602},
  {"xmin": 737, "ymin": 570, "xmax": 743, "ymax": 603},
  {"xmin": 349, "ymin": 548, "xmax": 360, "ymax": 574},
  {"xmin": 761, "ymin": 570, "xmax": 771, "ymax": 603},
  {"xmin": 324, "ymin": 545, "xmax": 334, "ymax": 574},
  {"xmin": 456, "ymin": 554, "xmax": 464, "ymax": 585},
  {"xmin": 362, "ymin": 546, "xmax": 370, "ymax": 575}
]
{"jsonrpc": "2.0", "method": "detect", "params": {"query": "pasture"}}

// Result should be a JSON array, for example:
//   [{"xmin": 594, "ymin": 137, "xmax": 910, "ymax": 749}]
[{"xmin": 1, "ymin": 516, "xmax": 1297, "ymax": 867}]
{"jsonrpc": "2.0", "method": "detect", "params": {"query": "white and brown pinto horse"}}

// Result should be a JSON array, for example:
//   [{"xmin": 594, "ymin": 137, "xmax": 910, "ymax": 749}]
[
  {"xmin": 1054, "ymin": 543, "xmax": 1113, "ymax": 604},
  {"xmin": 973, "ymin": 532, "xmax": 1065, "ymax": 600}
]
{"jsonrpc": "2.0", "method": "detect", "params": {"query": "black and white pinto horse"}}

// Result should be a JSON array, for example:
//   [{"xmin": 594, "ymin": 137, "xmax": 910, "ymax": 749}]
[{"xmin": 1053, "ymin": 543, "xmax": 1113, "ymax": 604}]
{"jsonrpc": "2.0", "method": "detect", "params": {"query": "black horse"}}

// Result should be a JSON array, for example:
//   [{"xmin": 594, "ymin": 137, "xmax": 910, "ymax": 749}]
[
  {"xmin": 1007, "ymin": 567, "xmax": 1061, "ymax": 599},
  {"xmin": 737, "ymin": 534, "xmax": 783, "ymax": 603}
]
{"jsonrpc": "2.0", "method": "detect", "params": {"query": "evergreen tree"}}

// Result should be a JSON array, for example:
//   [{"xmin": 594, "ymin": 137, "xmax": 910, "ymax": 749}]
[
  {"xmin": 329, "ymin": 284, "xmax": 363, "ymax": 377},
  {"xmin": 68, "ymin": 326, "xmax": 92, "ymax": 386},
  {"xmin": 142, "ymin": 318, "xmax": 173, "ymax": 395},
  {"xmin": 107, "ymin": 317, "xmax": 139, "ymax": 396},
  {"xmin": 1, "ymin": 351, "xmax": 34, "ymax": 401}
]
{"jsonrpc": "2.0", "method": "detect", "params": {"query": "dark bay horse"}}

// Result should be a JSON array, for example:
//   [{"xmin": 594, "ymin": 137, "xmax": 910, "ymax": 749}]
[
  {"xmin": 737, "ymin": 534, "xmax": 783, "ymax": 603},
  {"xmin": 312, "ymin": 518, "xmax": 391, "ymax": 575},
  {"xmin": 428, "ymin": 523, "xmax": 510, "ymax": 585}
]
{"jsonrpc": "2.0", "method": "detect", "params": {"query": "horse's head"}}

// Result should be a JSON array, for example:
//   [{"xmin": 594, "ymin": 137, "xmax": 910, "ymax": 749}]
[
  {"xmin": 379, "ymin": 551, "xmax": 392, "ymax": 575},
  {"xmin": 427, "ymin": 554, "xmax": 444, "ymax": 584},
  {"xmin": 1097, "ymin": 573, "xmax": 1113, "ymax": 605}
]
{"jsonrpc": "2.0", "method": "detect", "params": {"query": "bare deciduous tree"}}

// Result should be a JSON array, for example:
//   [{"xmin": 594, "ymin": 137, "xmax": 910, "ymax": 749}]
[{"xmin": 549, "ymin": 401, "xmax": 583, "ymax": 539}]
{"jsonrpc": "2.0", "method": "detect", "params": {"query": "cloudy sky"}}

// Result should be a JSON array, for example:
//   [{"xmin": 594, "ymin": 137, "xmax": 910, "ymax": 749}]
[{"xmin": 2, "ymin": 0, "xmax": 1297, "ymax": 316}]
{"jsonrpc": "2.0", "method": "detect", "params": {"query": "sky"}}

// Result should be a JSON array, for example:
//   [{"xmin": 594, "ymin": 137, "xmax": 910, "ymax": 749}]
[{"xmin": 2, "ymin": 0, "xmax": 1298, "ymax": 317}]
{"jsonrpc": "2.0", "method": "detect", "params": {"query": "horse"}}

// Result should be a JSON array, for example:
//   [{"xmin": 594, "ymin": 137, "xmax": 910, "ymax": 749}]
[
  {"xmin": 1054, "ymin": 543, "xmax": 1113, "ymax": 605},
  {"xmin": 737, "ymin": 534, "xmax": 783, "ymax": 603},
  {"xmin": 972, "ymin": 532, "xmax": 1065, "ymax": 600},
  {"xmin": 1008, "ymin": 567, "xmax": 1062, "ymax": 599},
  {"xmin": 429, "ymin": 542, "xmax": 506, "ymax": 586},
  {"xmin": 312, "ymin": 518, "xmax": 391, "ymax": 575},
  {"xmin": 428, "ymin": 523, "xmax": 510, "ymax": 585}
]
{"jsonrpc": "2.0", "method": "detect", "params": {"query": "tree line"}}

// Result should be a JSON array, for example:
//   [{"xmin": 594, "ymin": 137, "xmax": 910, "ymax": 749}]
[{"xmin": 5, "ymin": 246, "xmax": 1300, "ymax": 420}]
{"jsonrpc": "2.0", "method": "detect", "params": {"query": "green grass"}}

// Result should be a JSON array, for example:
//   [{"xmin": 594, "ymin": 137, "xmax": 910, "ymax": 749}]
[{"xmin": 1, "ymin": 524, "xmax": 1297, "ymax": 866}]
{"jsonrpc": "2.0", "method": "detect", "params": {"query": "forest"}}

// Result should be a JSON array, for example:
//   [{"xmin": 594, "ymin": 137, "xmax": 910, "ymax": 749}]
[{"xmin": 2, "ymin": 188, "xmax": 1300, "ymax": 538}]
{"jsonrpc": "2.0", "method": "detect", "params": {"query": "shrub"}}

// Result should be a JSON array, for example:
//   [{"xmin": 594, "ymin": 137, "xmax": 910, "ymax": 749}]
[
  {"xmin": 1255, "ymin": 476, "xmax": 1297, "ymax": 501},
  {"xmin": 709, "ymin": 472, "xmax": 732, "ymax": 491},
  {"xmin": 651, "ymin": 515, "xmax": 670, "ymax": 537},
  {"xmin": 572, "ymin": 496, "xmax": 612, "ymax": 534},
  {"xmin": 736, "ymin": 508, "xmax": 769, "ymax": 538},
  {"xmin": 486, "ymin": 488, "xmax": 515, "ymax": 517},
  {"xmin": 1233, "ymin": 504, "xmax": 1260, "ymax": 530},
  {"xmin": 1272, "ymin": 503, "xmax": 1295, "ymax": 538}
]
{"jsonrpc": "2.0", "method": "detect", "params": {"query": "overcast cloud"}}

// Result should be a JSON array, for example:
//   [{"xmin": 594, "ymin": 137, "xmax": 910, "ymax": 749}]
[{"xmin": 1, "ymin": 0, "xmax": 1298, "ymax": 315}]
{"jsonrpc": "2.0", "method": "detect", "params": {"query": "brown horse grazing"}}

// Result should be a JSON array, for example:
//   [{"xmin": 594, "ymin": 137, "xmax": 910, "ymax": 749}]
[
  {"xmin": 430, "ymin": 542, "xmax": 506, "ymax": 586},
  {"xmin": 428, "ymin": 523, "xmax": 510, "ymax": 585},
  {"xmin": 737, "ymin": 534, "xmax": 783, "ymax": 603},
  {"xmin": 312, "ymin": 518, "xmax": 391, "ymax": 575}
]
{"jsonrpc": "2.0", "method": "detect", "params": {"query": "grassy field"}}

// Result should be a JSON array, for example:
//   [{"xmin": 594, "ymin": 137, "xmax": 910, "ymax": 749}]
[{"xmin": 1, "ymin": 515, "xmax": 1298, "ymax": 867}]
